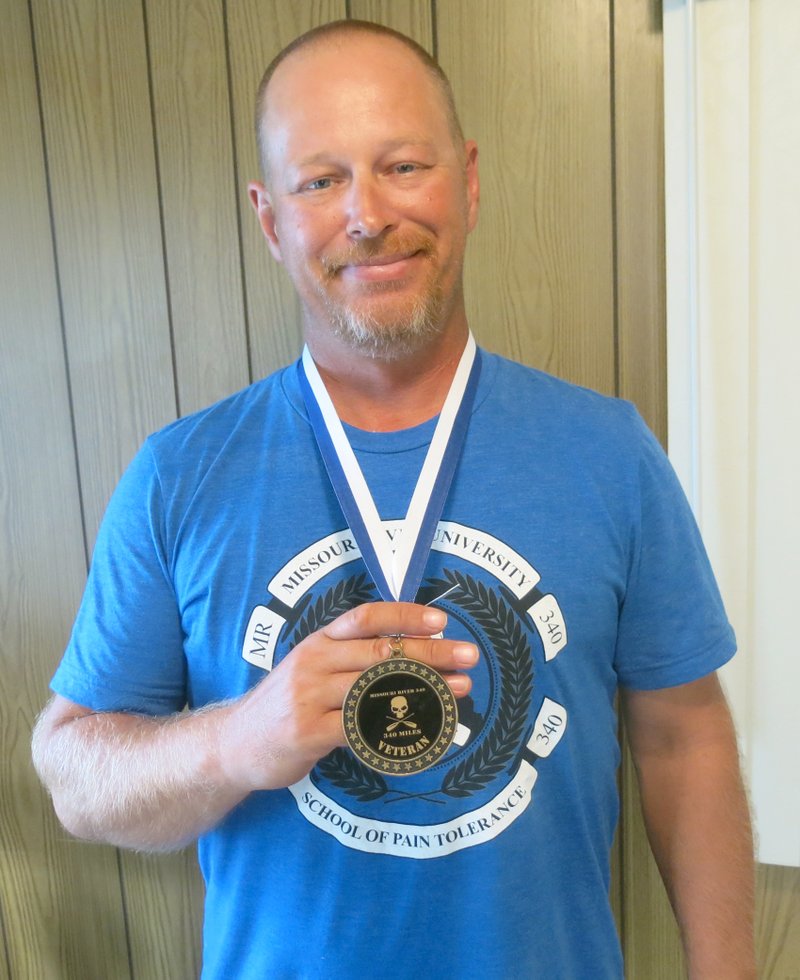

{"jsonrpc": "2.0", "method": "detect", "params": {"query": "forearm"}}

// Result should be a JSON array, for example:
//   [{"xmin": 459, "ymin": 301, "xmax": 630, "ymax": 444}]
[
  {"xmin": 630, "ymin": 702, "xmax": 755, "ymax": 978},
  {"xmin": 32, "ymin": 700, "xmax": 246, "ymax": 851},
  {"xmin": 33, "ymin": 604, "xmax": 473, "ymax": 852}
]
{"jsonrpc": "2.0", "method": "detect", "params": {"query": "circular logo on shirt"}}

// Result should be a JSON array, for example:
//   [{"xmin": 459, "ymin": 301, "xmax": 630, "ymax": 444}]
[{"xmin": 242, "ymin": 520, "xmax": 570, "ymax": 859}]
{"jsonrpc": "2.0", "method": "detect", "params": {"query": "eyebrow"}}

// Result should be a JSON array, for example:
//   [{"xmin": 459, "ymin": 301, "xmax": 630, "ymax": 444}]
[{"xmin": 293, "ymin": 137, "xmax": 437, "ymax": 170}]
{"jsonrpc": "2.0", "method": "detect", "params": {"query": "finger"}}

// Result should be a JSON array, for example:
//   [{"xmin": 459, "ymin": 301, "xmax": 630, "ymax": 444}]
[
  {"xmin": 396, "ymin": 635, "xmax": 479, "ymax": 673},
  {"xmin": 308, "ymin": 636, "xmax": 477, "ymax": 709},
  {"xmin": 322, "ymin": 602, "xmax": 448, "ymax": 641},
  {"xmin": 445, "ymin": 672, "xmax": 473, "ymax": 698},
  {"xmin": 309, "ymin": 632, "xmax": 479, "ymax": 679}
]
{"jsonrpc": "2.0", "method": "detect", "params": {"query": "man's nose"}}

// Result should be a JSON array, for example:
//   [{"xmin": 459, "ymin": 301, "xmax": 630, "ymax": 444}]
[{"xmin": 345, "ymin": 175, "xmax": 394, "ymax": 239}]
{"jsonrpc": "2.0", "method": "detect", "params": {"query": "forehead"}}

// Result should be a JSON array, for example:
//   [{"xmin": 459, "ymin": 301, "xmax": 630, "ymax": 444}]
[{"xmin": 263, "ymin": 34, "xmax": 453, "ymax": 164}]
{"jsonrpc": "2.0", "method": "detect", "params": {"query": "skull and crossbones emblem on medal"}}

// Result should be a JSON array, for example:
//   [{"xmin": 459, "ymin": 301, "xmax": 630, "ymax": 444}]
[{"xmin": 386, "ymin": 696, "xmax": 417, "ymax": 731}]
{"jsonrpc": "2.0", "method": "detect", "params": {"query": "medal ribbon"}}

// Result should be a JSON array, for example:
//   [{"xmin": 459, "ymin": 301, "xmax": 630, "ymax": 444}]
[{"xmin": 298, "ymin": 334, "xmax": 481, "ymax": 603}]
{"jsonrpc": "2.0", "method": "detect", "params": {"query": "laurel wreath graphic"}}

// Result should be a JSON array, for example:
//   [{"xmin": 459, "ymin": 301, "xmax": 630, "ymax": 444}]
[
  {"xmin": 288, "ymin": 572, "xmax": 376, "ymax": 647},
  {"xmin": 317, "ymin": 747, "xmax": 389, "ymax": 802},
  {"xmin": 429, "ymin": 571, "xmax": 533, "ymax": 797},
  {"xmin": 303, "ymin": 570, "xmax": 534, "ymax": 802}
]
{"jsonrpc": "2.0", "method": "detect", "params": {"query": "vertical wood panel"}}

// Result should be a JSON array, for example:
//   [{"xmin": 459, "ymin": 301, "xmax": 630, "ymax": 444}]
[
  {"xmin": 30, "ymin": 2, "xmax": 201, "ymax": 976},
  {"xmin": 437, "ymin": 0, "xmax": 616, "ymax": 395},
  {"xmin": 612, "ymin": 1, "xmax": 682, "ymax": 977},
  {"xmin": 146, "ymin": 0, "xmax": 250, "ymax": 415},
  {"xmin": 0, "ymin": 902, "xmax": 8, "ymax": 979},
  {"xmin": 119, "ymin": 849, "xmax": 204, "ymax": 980},
  {"xmin": 349, "ymin": 0, "xmax": 433, "ymax": 51},
  {"xmin": 31, "ymin": 0, "xmax": 177, "ymax": 545},
  {"xmin": 614, "ymin": 0, "xmax": 667, "ymax": 437},
  {"xmin": 226, "ymin": 0, "xmax": 346, "ymax": 383},
  {"xmin": 756, "ymin": 863, "xmax": 800, "ymax": 979},
  {"xmin": 0, "ymin": 1, "xmax": 132, "ymax": 976}
]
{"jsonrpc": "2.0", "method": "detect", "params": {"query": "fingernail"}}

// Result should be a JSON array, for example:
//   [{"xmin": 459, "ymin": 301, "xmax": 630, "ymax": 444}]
[
  {"xmin": 449, "ymin": 676, "xmax": 470, "ymax": 695},
  {"xmin": 423, "ymin": 608, "xmax": 447, "ymax": 630},
  {"xmin": 453, "ymin": 643, "xmax": 478, "ymax": 667}
]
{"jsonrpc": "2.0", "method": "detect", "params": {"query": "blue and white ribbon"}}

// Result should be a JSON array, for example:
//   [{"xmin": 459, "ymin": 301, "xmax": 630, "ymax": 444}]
[{"xmin": 298, "ymin": 334, "xmax": 481, "ymax": 603}]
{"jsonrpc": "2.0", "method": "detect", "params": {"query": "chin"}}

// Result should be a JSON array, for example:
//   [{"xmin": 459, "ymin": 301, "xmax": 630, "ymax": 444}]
[
  {"xmin": 332, "ymin": 315, "xmax": 444, "ymax": 362},
  {"xmin": 327, "ymin": 292, "xmax": 446, "ymax": 361}
]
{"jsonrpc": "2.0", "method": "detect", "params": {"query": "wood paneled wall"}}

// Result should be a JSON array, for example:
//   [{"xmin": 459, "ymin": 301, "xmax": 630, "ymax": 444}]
[{"xmin": 1, "ymin": 0, "xmax": 796, "ymax": 976}]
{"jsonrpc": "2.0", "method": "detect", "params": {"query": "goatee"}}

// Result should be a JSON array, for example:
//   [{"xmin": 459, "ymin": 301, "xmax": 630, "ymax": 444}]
[
  {"xmin": 325, "ymin": 284, "xmax": 445, "ymax": 361},
  {"xmin": 316, "ymin": 232, "xmax": 446, "ymax": 360}
]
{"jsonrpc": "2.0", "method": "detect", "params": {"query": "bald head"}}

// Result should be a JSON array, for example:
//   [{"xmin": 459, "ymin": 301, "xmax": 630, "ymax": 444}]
[{"xmin": 254, "ymin": 20, "xmax": 464, "ymax": 181}]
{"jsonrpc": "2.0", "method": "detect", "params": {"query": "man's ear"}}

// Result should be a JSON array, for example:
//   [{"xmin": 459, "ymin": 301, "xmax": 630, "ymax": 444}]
[
  {"xmin": 463, "ymin": 141, "xmax": 480, "ymax": 233},
  {"xmin": 247, "ymin": 181, "xmax": 283, "ymax": 262}
]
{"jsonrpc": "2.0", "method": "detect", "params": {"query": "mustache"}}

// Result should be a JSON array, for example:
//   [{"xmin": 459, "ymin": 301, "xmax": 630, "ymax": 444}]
[{"xmin": 321, "ymin": 233, "xmax": 435, "ymax": 276}]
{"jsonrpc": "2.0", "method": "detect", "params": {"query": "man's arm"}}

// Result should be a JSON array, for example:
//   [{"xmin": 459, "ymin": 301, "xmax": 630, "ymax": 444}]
[
  {"xmin": 620, "ymin": 672, "xmax": 756, "ymax": 979},
  {"xmin": 31, "ymin": 693, "xmax": 245, "ymax": 851},
  {"xmin": 32, "ymin": 602, "xmax": 476, "ymax": 851}
]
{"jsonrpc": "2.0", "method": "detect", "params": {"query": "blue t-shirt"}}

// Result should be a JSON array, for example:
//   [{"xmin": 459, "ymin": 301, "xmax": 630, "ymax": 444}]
[{"xmin": 52, "ymin": 352, "xmax": 735, "ymax": 979}]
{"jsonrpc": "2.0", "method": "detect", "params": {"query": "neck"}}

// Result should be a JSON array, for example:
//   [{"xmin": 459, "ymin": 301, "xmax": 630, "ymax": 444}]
[{"xmin": 304, "ymin": 324, "xmax": 471, "ymax": 431}]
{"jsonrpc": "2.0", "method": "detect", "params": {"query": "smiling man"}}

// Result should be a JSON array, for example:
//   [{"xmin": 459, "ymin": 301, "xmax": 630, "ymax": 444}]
[
  {"xmin": 33, "ymin": 20, "xmax": 755, "ymax": 980},
  {"xmin": 249, "ymin": 32, "xmax": 477, "ymax": 370}
]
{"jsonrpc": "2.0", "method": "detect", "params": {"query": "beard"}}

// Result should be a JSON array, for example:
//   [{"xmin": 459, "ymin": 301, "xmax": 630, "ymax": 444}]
[
  {"xmin": 324, "ymin": 281, "xmax": 445, "ymax": 361},
  {"xmin": 314, "ymin": 233, "xmax": 448, "ymax": 360}
]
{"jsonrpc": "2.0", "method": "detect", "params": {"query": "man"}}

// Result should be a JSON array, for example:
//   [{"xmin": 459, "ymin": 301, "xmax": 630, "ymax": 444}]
[{"xmin": 33, "ymin": 20, "xmax": 755, "ymax": 979}]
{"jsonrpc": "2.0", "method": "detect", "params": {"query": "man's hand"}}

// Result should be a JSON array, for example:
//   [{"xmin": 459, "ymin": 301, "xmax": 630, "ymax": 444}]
[
  {"xmin": 32, "ymin": 602, "xmax": 477, "ymax": 851},
  {"xmin": 217, "ymin": 601, "xmax": 477, "ymax": 792}
]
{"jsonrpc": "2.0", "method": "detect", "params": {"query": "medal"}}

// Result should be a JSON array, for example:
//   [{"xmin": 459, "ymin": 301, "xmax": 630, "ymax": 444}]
[
  {"xmin": 342, "ymin": 635, "xmax": 458, "ymax": 774},
  {"xmin": 299, "ymin": 335, "xmax": 481, "ymax": 774}
]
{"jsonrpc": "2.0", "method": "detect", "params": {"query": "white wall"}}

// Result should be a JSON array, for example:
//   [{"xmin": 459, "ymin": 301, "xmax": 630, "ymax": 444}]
[{"xmin": 664, "ymin": 0, "xmax": 799, "ymax": 867}]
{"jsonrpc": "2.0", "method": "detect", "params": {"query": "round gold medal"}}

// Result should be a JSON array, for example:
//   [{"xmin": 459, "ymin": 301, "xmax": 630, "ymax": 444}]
[{"xmin": 343, "ymin": 637, "xmax": 458, "ymax": 775}]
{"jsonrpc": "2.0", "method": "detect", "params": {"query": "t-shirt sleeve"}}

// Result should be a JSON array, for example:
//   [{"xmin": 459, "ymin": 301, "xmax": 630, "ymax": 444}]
[
  {"xmin": 50, "ymin": 441, "xmax": 187, "ymax": 715},
  {"xmin": 613, "ymin": 409, "xmax": 736, "ymax": 690}
]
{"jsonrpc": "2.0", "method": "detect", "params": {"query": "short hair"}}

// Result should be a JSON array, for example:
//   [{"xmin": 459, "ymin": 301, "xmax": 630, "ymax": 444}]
[{"xmin": 254, "ymin": 19, "xmax": 465, "ymax": 179}]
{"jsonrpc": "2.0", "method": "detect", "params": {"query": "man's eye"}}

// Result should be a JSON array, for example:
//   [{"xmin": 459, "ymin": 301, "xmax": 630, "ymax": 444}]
[
  {"xmin": 304, "ymin": 177, "xmax": 332, "ymax": 191},
  {"xmin": 394, "ymin": 163, "xmax": 417, "ymax": 174}
]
